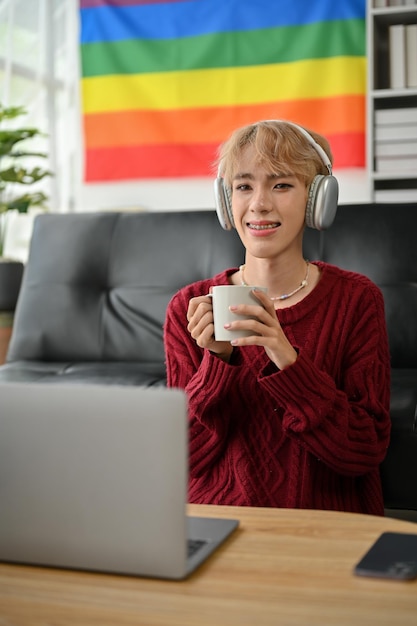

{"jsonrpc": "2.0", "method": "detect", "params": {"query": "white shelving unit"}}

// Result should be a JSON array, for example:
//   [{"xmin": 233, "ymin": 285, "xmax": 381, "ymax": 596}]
[{"xmin": 367, "ymin": 0, "xmax": 417, "ymax": 202}]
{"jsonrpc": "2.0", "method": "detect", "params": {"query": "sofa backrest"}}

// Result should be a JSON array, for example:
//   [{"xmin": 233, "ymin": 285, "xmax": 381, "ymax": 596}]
[
  {"xmin": 7, "ymin": 211, "xmax": 245, "ymax": 363},
  {"xmin": 303, "ymin": 202, "xmax": 417, "ymax": 369}
]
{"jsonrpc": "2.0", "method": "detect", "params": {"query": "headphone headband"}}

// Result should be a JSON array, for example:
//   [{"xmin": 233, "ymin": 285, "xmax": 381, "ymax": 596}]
[{"xmin": 275, "ymin": 121, "xmax": 332, "ymax": 174}]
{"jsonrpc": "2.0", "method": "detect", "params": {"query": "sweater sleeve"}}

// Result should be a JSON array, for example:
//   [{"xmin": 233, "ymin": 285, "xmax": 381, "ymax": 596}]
[
  {"xmin": 164, "ymin": 287, "xmax": 246, "ymax": 478},
  {"xmin": 258, "ymin": 283, "xmax": 391, "ymax": 476}
]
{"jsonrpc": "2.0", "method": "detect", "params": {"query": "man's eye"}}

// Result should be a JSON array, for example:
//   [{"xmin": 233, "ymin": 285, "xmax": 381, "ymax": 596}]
[
  {"xmin": 235, "ymin": 184, "xmax": 250, "ymax": 191},
  {"xmin": 275, "ymin": 183, "xmax": 291, "ymax": 189}
]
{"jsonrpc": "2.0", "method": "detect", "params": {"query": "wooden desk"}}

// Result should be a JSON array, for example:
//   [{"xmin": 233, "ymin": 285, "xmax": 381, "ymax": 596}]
[{"xmin": 0, "ymin": 504, "xmax": 416, "ymax": 625}]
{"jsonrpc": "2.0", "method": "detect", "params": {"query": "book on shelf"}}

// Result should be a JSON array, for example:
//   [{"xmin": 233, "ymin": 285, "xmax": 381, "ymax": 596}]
[
  {"xmin": 389, "ymin": 24, "xmax": 406, "ymax": 89},
  {"xmin": 375, "ymin": 140, "xmax": 417, "ymax": 156},
  {"xmin": 387, "ymin": 0, "xmax": 417, "ymax": 6},
  {"xmin": 375, "ymin": 189, "xmax": 417, "ymax": 203},
  {"xmin": 375, "ymin": 155, "xmax": 417, "ymax": 171},
  {"xmin": 375, "ymin": 124, "xmax": 417, "ymax": 140},
  {"xmin": 373, "ymin": 1, "xmax": 417, "ymax": 10},
  {"xmin": 375, "ymin": 108, "xmax": 417, "ymax": 125},
  {"xmin": 406, "ymin": 24, "xmax": 417, "ymax": 88}
]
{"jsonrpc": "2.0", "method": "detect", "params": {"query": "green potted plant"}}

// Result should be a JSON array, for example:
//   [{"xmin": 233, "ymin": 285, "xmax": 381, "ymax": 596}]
[{"xmin": 0, "ymin": 103, "xmax": 51, "ymax": 311}]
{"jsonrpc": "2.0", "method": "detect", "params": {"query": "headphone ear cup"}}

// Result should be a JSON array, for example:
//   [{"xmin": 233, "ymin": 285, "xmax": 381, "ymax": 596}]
[
  {"xmin": 305, "ymin": 175, "xmax": 322, "ymax": 229},
  {"xmin": 305, "ymin": 174, "xmax": 339, "ymax": 230},
  {"xmin": 214, "ymin": 177, "xmax": 234, "ymax": 230}
]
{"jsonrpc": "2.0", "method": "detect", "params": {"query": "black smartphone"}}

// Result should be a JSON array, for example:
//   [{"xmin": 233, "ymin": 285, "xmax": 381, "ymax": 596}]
[{"xmin": 353, "ymin": 532, "xmax": 417, "ymax": 580}]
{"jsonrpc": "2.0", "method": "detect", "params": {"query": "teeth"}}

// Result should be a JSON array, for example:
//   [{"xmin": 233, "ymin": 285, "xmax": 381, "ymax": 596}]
[{"xmin": 248, "ymin": 223, "xmax": 279, "ymax": 230}]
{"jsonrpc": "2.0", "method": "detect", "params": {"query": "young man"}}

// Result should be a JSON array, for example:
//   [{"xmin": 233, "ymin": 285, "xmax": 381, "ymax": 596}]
[{"xmin": 164, "ymin": 120, "xmax": 391, "ymax": 515}]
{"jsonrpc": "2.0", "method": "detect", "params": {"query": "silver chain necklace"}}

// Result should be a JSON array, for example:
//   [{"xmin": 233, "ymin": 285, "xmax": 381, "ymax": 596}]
[{"xmin": 240, "ymin": 261, "xmax": 310, "ymax": 302}]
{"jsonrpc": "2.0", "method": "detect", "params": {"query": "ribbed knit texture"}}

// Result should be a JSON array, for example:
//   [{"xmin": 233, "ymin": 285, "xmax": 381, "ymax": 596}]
[{"xmin": 164, "ymin": 262, "xmax": 391, "ymax": 515}]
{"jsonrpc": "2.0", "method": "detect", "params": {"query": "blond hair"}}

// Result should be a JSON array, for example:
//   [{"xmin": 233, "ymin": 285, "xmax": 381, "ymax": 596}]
[{"xmin": 216, "ymin": 120, "xmax": 333, "ymax": 188}]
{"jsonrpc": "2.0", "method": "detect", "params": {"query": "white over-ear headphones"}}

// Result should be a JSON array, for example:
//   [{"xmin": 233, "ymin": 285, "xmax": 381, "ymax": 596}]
[{"xmin": 214, "ymin": 120, "xmax": 339, "ymax": 231}]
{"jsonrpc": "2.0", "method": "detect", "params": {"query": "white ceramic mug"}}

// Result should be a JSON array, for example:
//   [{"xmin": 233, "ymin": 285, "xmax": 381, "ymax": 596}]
[{"xmin": 210, "ymin": 285, "xmax": 267, "ymax": 342}]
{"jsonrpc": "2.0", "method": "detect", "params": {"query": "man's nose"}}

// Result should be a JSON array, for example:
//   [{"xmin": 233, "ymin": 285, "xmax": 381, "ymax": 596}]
[{"xmin": 250, "ymin": 189, "xmax": 271, "ymax": 211}]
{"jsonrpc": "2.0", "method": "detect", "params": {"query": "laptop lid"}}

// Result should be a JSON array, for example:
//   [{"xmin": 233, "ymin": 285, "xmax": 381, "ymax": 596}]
[{"xmin": 0, "ymin": 383, "xmax": 238, "ymax": 579}]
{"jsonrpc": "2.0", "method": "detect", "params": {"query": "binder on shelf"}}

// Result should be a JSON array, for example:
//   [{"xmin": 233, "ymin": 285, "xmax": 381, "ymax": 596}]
[
  {"xmin": 405, "ymin": 24, "xmax": 417, "ymax": 88},
  {"xmin": 389, "ymin": 24, "xmax": 406, "ymax": 89}
]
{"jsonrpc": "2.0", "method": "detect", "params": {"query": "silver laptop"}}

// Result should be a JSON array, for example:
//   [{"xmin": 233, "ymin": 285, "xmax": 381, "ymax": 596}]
[{"xmin": 0, "ymin": 383, "xmax": 238, "ymax": 580}]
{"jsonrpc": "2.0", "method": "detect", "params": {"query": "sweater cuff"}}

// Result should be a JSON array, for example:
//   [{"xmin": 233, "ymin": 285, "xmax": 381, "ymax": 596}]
[
  {"xmin": 259, "ymin": 351, "xmax": 338, "ymax": 432},
  {"xmin": 188, "ymin": 347, "xmax": 242, "ymax": 399}
]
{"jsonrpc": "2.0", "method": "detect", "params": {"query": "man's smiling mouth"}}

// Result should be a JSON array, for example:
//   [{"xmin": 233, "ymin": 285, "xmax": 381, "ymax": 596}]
[{"xmin": 247, "ymin": 222, "xmax": 281, "ymax": 230}]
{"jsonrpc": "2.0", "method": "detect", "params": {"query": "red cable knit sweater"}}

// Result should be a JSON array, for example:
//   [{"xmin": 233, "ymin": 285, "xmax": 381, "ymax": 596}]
[{"xmin": 164, "ymin": 262, "xmax": 391, "ymax": 515}]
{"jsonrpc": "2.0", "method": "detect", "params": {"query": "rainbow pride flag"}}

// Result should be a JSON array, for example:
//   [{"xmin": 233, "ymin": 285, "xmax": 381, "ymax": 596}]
[{"xmin": 80, "ymin": 0, "xmax": 366, "ymax": 182}]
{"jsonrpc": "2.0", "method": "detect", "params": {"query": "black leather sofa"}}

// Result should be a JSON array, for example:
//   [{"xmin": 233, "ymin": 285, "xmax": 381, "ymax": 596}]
[
  {"xmin": 0, "ymin": 204, "xmax": 416, "ymax": 520},
  {"xmin": 0, "ymin": 211, "xmax": 244, "ymax": 386}
]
